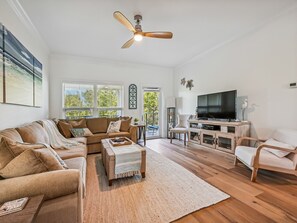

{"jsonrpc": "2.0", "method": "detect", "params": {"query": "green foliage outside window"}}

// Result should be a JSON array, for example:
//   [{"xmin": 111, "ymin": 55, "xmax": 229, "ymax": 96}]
[
  {"xmin": 64, "ymin": 84, "xmax": 122, "ymax": 119},
  {"xmin": 143, "ymin": 91, "xmax": 159, "ymax": 126}
]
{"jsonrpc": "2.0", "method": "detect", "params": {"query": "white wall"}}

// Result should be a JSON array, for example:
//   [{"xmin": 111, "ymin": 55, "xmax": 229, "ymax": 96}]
[
  {"xmin": 49, "ymin": 54, "xmax": 173, "ymax": 137},
  {"xmin": 174, "ymin": 8, "xmax": 297, "ymax": 138},
  {"xmin": 0, "ymin": 1, "xmax": 49, "ymax": 129}
]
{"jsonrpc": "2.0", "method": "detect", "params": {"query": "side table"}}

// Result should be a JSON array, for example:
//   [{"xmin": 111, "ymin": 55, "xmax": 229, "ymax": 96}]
[
  {"xmin": 134, "ymin": 124, "xmax": 146, "ymax": 146},
  {"xmin": 0, "ymin": 195, "xmax": 44, "ymax": 223}
]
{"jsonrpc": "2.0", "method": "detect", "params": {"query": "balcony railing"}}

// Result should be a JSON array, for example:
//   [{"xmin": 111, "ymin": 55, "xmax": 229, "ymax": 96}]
[{"xmin": 144, "ymin": 111, "xmax": 159, "ymax": 136}]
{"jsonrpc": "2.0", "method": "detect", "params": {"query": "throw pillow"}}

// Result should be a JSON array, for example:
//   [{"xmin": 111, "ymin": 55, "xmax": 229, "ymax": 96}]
[
  {"xmin": 0, "ymin": 137, "xmax": 46, "ymax": 169},
  {"xmin": 68, "ymin": 119, "xmax": 87, "ymax": 128},
  {"xmin": 263, "ymin": 138, "xmax": 295, "ymax": 158},
  {"xmin": 107, "ymin": 120, "xmax": 122, "ymax": 133},
  {"xmin": 70, "ymin": 128, "xmax": 93, "ymax": 138},
  {"xmin": 0, "ymin": 148, "xmax": 65, "ymax": 179},
  {"xmin": 120, "ymin": 117, "xmax": 132, "ymax": 132},
  {"xmin": 57, "ymin": 121, "xmax": 73, "ymax": 138},
  {"xmin": 16, "ymin": 122, "xmax": 50, "ymax": 144}
]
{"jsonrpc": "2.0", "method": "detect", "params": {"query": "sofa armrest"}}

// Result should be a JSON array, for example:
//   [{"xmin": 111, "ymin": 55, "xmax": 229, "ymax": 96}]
[
  {"xmin": 129, "ymin": 125, "xmax": 138, "ymax": 143},
  {"xmin": 253, "ymin": 144, "xmax": 297, "ymax": 168},
  {"xmin": 237, "ymin": 137, "xmax": 266, "ymax": 146},
  {"xmin": 0, "ymin": 169, "xmax": 81, "ymax": 204}
]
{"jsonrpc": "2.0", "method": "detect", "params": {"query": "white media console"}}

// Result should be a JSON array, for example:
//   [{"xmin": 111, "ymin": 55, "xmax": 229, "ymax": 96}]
[{"xmin": 188, "ymin": 119, "xmax": 250, "ymax": 154}]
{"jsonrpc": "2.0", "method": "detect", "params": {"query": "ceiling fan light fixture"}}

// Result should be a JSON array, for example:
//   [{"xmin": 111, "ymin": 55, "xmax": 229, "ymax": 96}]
[{"xmin": 134, "ymin": 33, "xmax": 143, "ymax": 42}]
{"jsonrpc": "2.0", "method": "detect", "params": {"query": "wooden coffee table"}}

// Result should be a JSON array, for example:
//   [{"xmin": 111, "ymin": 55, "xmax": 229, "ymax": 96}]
[{"xmin": 102, "ymin": 139, "xmax": 146, "ymax": 186}]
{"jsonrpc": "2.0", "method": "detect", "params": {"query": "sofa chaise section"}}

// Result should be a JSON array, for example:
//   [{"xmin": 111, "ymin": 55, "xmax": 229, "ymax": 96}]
[{"xmin": 0, "ymin": 122, "xmax": 87, "ymax": 223}]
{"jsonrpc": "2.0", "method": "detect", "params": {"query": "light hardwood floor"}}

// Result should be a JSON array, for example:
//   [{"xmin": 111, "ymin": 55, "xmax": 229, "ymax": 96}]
[
  {"xmin": 84, "ymin": 138, "xmax": 297, "ymax": 223},
  {"xmin": 147, "ymin": 139, "xmax": 297, "ymax": 223}
]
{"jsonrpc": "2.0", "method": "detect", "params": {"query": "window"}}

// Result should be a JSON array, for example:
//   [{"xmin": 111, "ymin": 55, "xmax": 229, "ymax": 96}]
[
  {"xmin": 97, "ymin": 85, "xmax": 122, "ymax": 117},
  {"xmin": 63, "ymin": 83, "xmax": 123, "ymax": 119}
]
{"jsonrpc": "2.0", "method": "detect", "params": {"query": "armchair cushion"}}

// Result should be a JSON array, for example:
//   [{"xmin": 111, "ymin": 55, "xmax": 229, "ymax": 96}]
[
  {"xmin": 263, "ymin": 138, "xmax": 295, "ymax": 158},
  {"xmin": 235, "ymin": 146, "xmax": 295, "ymax": 170},
  {"xmin": 170, "ymin": 127, "xmax": 188, "ymax": 133},
  {"xmin": 175, "ymin": 115, "xmax": 190, "ymax": 128},
  {"xmin": 272, "ymin": 129, "xmax": 297, "ymax": 147}
]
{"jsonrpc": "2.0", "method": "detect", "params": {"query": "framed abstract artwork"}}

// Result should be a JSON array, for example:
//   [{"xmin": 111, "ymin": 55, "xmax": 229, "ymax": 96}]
[
  {"xmin": 0, "ymin": 23, "xmax": 42, "ymax": 107},
  {"xmin": 0, "ymin": 24, "xmax": 3, "ymax": 103},
  {"xmin": 128, "ymin": 84, "xmax": 137, "ymax": 109}
]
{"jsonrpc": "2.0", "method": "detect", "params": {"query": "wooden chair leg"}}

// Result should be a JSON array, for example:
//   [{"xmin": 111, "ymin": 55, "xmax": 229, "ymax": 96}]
[
  {"xmin": 234, "ymin": 156, "xmax": 239, "ymax": 166},
  {"xmin": 251, "ymin": 168, "xmax": 258, "ymax": 182},
  {"xmin": 170, "ymin": 132, "xmax": 173, "ymax": 144},
  {"xmin": 184, "ymin": 132, "xmax": 186, "ymax": 146}
]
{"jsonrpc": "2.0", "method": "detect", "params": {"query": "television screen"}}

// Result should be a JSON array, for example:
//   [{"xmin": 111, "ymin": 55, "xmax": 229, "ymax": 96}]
[{"xmin": 197, "ymin": 90, "xmax": 237, "ymax": 120}]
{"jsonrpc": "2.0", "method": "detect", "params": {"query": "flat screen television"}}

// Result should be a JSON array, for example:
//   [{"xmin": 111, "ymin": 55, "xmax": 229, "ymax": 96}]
[{"xmin": 197, "ymin": 90, "xmax": 237, "ymax": 120}]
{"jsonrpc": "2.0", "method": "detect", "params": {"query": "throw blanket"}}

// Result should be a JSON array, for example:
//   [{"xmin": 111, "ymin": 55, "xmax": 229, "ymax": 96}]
[
  {"xmin": 111, "ymin": 144, "xmax": 142, "ymax": 178},
  {"xmin": 42, "ymin": 120, "xmax": 79, "ymax": 149}
]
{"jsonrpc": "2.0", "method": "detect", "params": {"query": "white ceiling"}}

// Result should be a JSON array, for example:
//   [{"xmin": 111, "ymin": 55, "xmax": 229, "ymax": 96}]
[{"xmin": 19, "ymin": 0, "xmax": 297, "ymax": 67}]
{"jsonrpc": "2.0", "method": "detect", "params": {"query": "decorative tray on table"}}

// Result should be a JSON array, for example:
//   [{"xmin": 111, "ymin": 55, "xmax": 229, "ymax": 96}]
[{"xmin": 109, "ymin": 137, "xmax": 133, "ymax": 147}]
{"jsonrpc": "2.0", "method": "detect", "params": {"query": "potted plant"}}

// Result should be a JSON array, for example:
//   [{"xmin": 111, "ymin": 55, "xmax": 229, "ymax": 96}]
[{"xmin": 134, "ymin": 118, "xmax": 139, "ymax": 125}]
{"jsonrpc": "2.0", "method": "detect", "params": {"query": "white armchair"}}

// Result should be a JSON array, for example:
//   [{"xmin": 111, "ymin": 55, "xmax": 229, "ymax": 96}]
[{"xmin": 234, "ymin": 129, "xmax": 297, "ymax": 182}]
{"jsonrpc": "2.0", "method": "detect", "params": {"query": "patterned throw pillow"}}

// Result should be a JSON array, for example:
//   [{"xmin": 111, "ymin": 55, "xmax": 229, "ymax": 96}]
[
  {"xmin": 70, "ymin": 128, "xmax": 93, "ymax": 138},
  {"xmin": 107, "ymin": 120, "xmax": 122, "ymax": 133}
]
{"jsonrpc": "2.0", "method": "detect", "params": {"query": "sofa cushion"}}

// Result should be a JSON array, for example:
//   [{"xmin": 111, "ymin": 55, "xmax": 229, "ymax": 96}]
[
  {"xmin": 0, "ymin": 128, "xmax": 23, "ymax": 142},
  {"xmin": 0, "ymin": 148, "xmax": 65, "ymax": 178},
  {"xmin": 54, "ymin": 145, "xmax": 87, "ymax": 160},
  {"xmin": 68, "ymin": 119, "xmax": 87, "ymax": 128},
  {"xmin": 107, "ymin": 117, "xmax": 119, "ymax": 126},
  {"xmin": 120, "ymin": 117, "xmax": 132, "ymax": 132},
  {"xmin": 87, "ymin": 133, "xmax": 108, "ymax": 144},
  {"xmin": 64, "ymin": 157, "xmax": 86, "ymax": 197},
  {"xmin": 0, "ymin": 137, "xmax": 46, "ymax": 169},
  {"xmin": 71, "ymin": 137, "xmax": 87, "ymax": 145},
  {"xmin": 17, "ymin": 122, "xmax": 50, "ymax": 144},
  {"xmin": 86, "ymin": 117, "xmax": 108, "ymax": 133},
  {"xmin": 108, "ymin": 132, "xmax": 130, "ymax": 138},
  {"xmin": 235, "ymin": 146, "xmax": 295, "ymax": 170},
  {"xmin": 57, "ymin": 121, "xmax": 72, "ymax": 138}
]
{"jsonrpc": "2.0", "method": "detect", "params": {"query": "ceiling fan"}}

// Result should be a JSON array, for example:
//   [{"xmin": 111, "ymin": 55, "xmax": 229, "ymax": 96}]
[{"xmin": 113, "ymin": 11, "xmax": 173, "ymax": 49}]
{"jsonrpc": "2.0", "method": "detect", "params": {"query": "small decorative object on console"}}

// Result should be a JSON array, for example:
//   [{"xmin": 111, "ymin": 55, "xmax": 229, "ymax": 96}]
[{"xmin": 0, "ymin": 197, "xmax": 29, "ymax": 216}]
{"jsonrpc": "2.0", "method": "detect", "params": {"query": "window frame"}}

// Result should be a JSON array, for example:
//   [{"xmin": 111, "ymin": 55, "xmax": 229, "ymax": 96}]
[{"xmin": 62, "ymin": 81, "xmax": 124, "ymax": 119}]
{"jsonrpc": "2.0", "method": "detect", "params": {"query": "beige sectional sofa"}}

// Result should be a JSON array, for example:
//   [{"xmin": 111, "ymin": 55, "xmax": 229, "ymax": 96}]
[
  {"xmin": 0, "ymin": 122, "xmax": 86, "ymax": 223},
  {"xmin": 57, "ymin": 117, "xmax": 138, "ymax": 153},
  {"xmin": 0, "ymin": 117, "xmax": 137, "ymax": 223}
]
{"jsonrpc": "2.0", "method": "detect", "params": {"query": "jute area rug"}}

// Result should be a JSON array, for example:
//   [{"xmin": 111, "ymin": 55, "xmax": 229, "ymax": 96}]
[{"xmin": 90, "ymin": 148, "xmax": 229, "ymax": 223}]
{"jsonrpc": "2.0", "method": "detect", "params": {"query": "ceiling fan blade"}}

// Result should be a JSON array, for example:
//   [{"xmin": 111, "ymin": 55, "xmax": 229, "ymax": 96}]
[
  {"xmin": 143, "ymin": 32, "xmax": 173, "ymax": 39},
  {"xmin": 113, "ymin": 11, "xmax": 136, "ymax": 32},
  {"xmin": 121, "ymin": 38, "xmax": 135, "ymax": 49}
]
